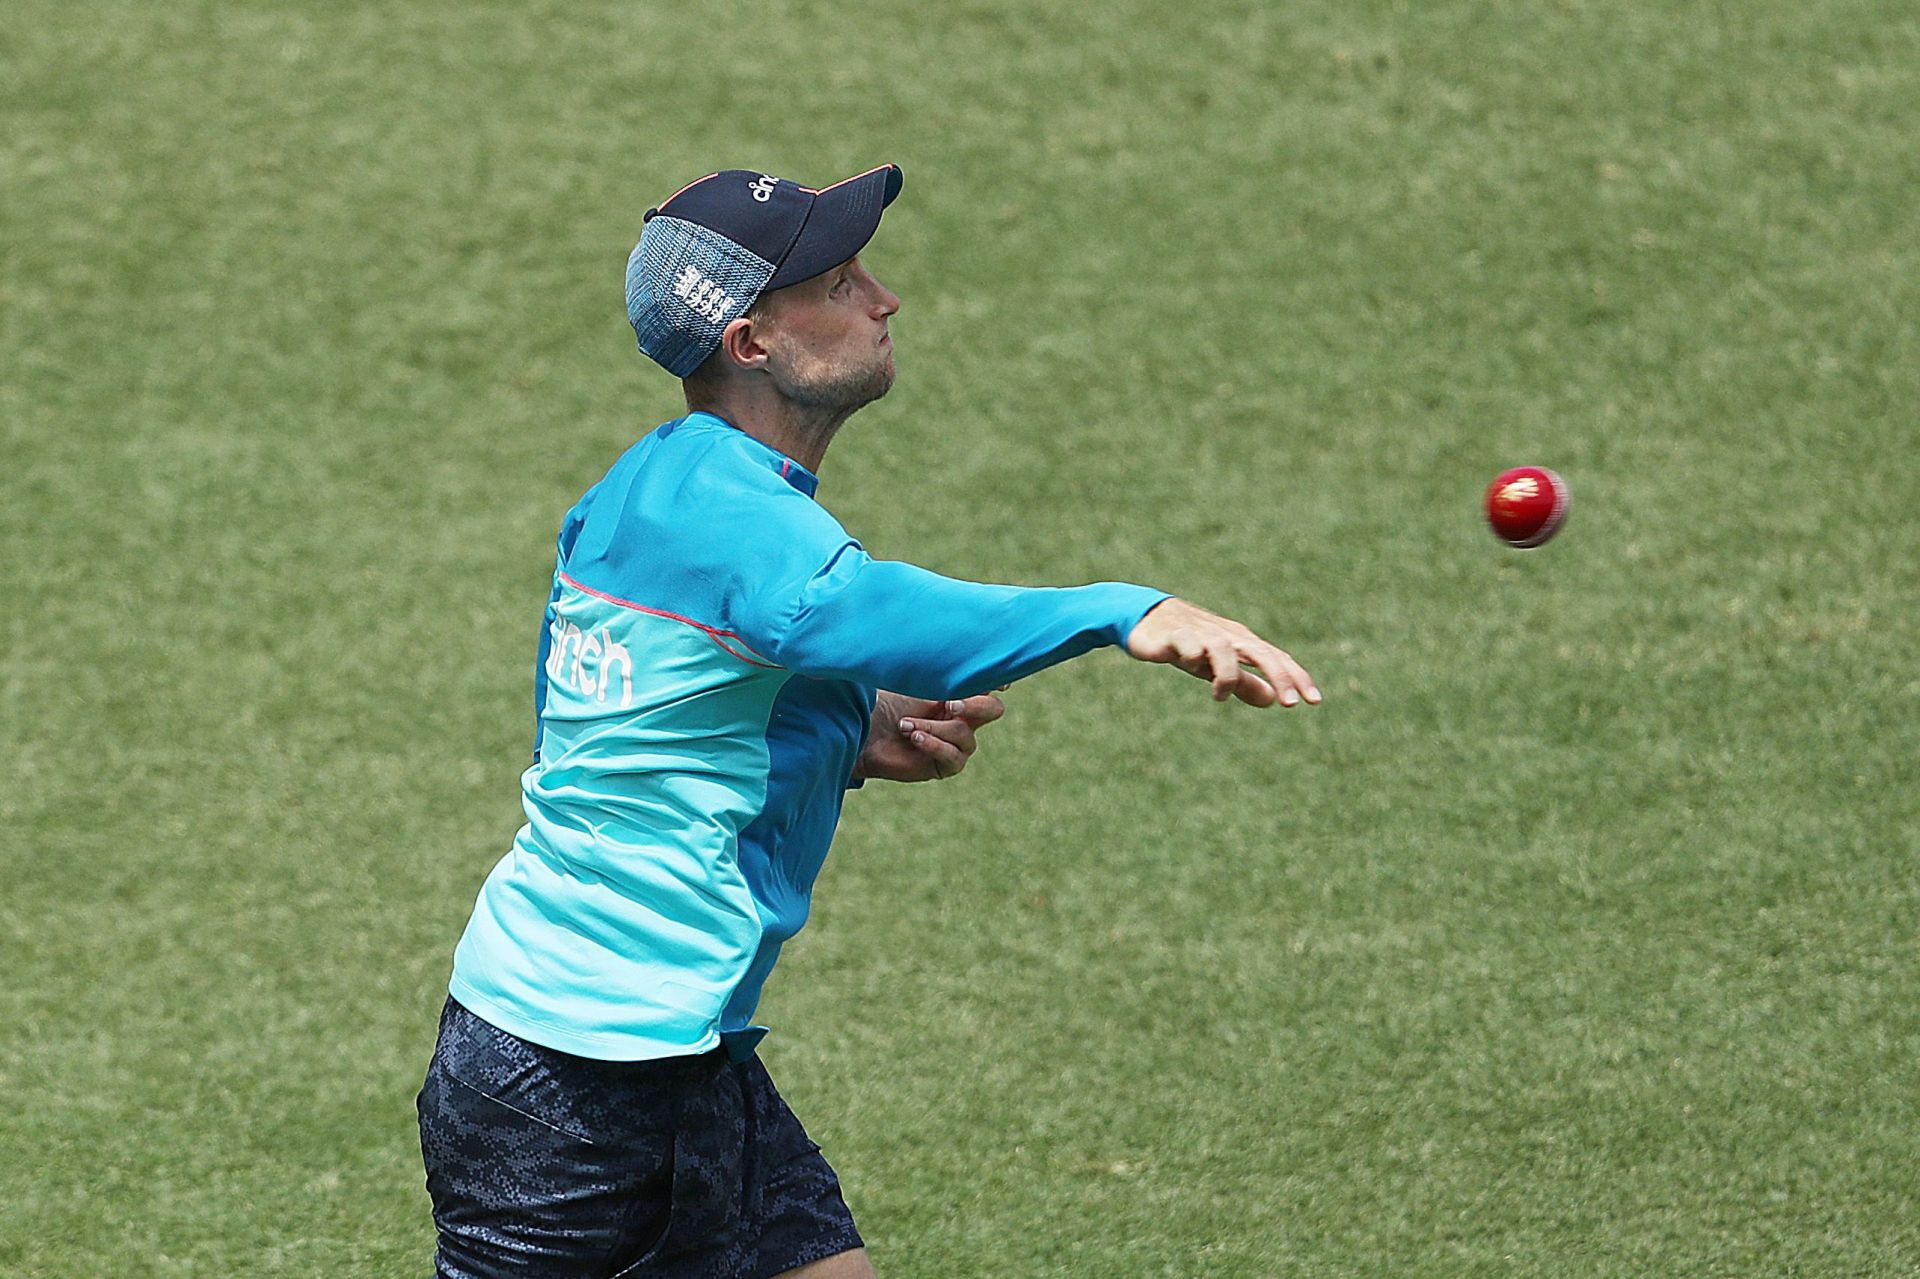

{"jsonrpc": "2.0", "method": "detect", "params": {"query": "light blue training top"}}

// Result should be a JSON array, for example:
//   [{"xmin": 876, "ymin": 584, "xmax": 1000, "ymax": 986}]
[{"xmin": 449, "ymin": 411, "xmax": 1170, "ymax": 1061}]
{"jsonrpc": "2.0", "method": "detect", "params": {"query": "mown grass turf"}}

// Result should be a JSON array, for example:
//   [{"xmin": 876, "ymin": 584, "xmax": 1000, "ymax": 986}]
[{"xmin": 3, "ymin": 1, "xmax": 1916, "ymax": 1274}]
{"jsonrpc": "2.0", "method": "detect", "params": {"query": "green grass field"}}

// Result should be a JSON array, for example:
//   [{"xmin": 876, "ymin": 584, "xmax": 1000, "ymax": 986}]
[{"xmin": 4, "ymin": 1, "xmax": 1917, "ymax": 1274}]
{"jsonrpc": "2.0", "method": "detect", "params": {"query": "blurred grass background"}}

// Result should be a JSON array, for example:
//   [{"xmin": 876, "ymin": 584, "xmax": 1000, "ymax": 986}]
[{"xmin": 3, "ymin": 1, "xmax": 1916, "ymax": 1274}]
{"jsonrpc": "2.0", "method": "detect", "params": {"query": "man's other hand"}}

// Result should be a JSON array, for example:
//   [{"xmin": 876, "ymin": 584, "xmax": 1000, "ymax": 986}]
[{"xmin": 852, "ymin": 689, "xmax": 1006, "ymax": 783}]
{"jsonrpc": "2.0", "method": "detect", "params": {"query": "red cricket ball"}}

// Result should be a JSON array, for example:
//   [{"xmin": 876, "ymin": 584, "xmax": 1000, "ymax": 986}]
[{"xmin": 1485, "ymin": 466, "xmax": 1571, "ymax": 548}]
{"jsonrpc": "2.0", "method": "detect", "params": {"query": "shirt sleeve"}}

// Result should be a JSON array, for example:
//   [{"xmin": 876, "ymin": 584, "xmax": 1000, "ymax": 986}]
[{"xmin": 740, "ymin": 538, "xmax": 1171, "ymax": 701}]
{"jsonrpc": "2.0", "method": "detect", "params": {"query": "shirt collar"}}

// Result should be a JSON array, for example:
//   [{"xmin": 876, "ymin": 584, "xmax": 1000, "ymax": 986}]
[{"xmin": 681, "ymin": 411, "xmax": 820, "ymax": 498}]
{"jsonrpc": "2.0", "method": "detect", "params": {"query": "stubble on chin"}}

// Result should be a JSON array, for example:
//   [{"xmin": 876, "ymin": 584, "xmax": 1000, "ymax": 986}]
[{"xmin": 778, "ymin": 350, "xmax": 895, "ymax": 413}]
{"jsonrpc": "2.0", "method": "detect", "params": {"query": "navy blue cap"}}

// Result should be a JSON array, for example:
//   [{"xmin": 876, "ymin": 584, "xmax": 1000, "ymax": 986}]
[{"xmin": 626, "ymin": 165, "xmax": 903, "ymax": 376}]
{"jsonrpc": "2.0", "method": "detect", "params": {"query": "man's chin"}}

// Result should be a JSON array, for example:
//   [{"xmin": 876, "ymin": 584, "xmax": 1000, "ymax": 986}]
[
  {"xmin": 778, "ymin": 356, "xmax": 896, "ymax": 413},
  {"xmin": 839, "ymin": 359, "xmax": 895, "ymax": 411}
]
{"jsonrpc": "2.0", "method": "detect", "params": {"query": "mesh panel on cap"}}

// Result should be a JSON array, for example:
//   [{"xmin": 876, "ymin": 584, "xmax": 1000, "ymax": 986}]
[{"xmin": 626, "ymin": 216, "xmax": 777, "ymax": 378}]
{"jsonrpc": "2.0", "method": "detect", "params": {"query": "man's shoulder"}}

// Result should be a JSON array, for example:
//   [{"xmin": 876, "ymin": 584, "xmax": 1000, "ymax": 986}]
[
  {"xmin": 593, "ymin": 415, "xmax": 799, "ymax": 493},
  {"xmin": 564, "ymin": 417, "xmax": 853, "ymax": 604}
]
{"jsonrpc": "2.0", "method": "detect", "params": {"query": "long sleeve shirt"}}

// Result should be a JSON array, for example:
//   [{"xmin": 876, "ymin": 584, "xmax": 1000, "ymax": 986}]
[{"xmin": 449, "ymin": 411, "xmax": 1170, "ymax": 1060}]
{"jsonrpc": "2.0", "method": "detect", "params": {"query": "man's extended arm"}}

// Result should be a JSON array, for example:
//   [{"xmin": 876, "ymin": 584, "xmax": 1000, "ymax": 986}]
[{"xmin": 749, "ymin": 543, "xmax": 1169, "ymax": 701}]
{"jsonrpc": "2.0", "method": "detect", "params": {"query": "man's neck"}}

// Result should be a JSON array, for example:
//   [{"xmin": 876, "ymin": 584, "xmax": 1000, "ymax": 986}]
[{"xmin": 688, "ymin": 386, "xmax": 851, "ymax": 474}]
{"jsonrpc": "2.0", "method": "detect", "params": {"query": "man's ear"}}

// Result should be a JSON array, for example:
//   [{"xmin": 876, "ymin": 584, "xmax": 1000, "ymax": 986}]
[{"xmin": 716, "ymin": 314, "xmax": 771, "ymax": 374}]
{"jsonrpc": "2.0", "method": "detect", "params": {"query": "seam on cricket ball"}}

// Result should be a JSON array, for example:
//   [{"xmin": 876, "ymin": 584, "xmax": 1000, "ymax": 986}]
[{"xmin": 1511, "ymin": 468, "xmax": 1570, "ymax": 548}]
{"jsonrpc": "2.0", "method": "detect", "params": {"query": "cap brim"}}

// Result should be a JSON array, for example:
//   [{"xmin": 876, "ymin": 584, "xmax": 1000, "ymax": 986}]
[{"xmin": 765, "ymin": 164, "xmax": 903, "ymax": 289}]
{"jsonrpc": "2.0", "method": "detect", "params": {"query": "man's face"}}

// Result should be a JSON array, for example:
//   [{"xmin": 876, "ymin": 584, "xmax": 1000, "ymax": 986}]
[{"xmin": 759, "ymin": 255, "xmax": 901, "ymax": 412}]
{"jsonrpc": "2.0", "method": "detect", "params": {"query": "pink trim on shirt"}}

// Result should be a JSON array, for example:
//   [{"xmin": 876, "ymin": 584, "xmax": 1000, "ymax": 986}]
[{"xmin": 558, "ymin": 572, "xmax": 781, "ymax": 669}]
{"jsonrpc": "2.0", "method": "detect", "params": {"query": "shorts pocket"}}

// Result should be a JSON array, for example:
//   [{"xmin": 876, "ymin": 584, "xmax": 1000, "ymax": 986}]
[
  {"xmin": 606, "ymin": 1143, "xmax": 674, "ymax": 1277},
  {"xmin": 607, "ymin": 1083, "xmax": 746, "ymax": 1273}
]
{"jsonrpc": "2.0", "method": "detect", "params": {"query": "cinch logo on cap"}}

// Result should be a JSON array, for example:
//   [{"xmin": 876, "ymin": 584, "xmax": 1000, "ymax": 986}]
[{"xmin": 748, "ymin": 174, "xmax": 779, "ymax": 202}]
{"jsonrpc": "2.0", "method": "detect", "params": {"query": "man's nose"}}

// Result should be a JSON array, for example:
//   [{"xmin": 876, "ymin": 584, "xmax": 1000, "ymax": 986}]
[{"xmin": 870, "ymin": 280, "xmax": 900, "ymax": 317}]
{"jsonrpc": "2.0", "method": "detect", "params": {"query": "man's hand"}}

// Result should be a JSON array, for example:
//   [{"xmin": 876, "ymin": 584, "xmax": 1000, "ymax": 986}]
[
  {"xmin": 852, "ymin": 689, "xmax": 1006, "ymax": 783},
  {"xmin": 1125, "ymin": 598, "xmax": 1321, "ymax": 707}
]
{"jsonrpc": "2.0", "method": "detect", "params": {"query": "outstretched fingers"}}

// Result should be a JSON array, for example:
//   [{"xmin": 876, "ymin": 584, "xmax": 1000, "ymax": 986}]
[
  {"xmin": 1177, "ymin": 627, "xmax": 1321, "ymax": 709},
  {"xmin": 1242, "ymin": 639, "xmax": 1318, "ymax": 708},
  {"xmin": 1126, "ymin": 597, "xmax": 1320, "ymax": 712}
]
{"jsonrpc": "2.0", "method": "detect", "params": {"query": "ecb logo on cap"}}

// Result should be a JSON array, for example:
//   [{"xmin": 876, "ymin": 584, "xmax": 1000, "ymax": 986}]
[
  {"xmin": 748, "ymin": 174, "xmax": 779, "ymax": 202},
  {"xmin": 671, "ymin": 264, "xmax": 736, "ymax": 324}
]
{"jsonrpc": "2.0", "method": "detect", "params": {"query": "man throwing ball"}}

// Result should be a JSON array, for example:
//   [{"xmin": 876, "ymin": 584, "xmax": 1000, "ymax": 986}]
[{"xmin": 417, "ymin": 163, "xmax": 1319, "ymax": 1278}]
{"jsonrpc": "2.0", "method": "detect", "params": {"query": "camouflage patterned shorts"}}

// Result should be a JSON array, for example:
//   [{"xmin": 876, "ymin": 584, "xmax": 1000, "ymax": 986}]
[{"xmin": 416, "ymin": 998, "xmax": 863, "ymax": 1278}]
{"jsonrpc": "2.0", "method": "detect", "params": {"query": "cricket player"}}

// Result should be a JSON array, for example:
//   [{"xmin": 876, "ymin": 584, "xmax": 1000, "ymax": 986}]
[{"xmin": 417, "ymin": 163, "xmax": 1319, "ymax": 1278}]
